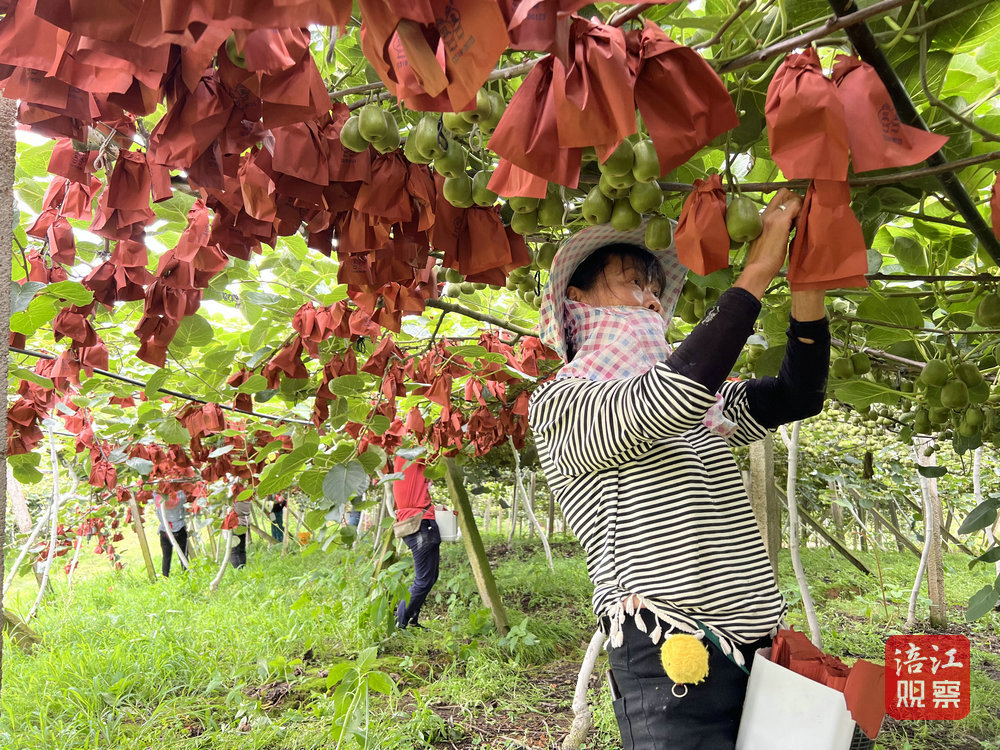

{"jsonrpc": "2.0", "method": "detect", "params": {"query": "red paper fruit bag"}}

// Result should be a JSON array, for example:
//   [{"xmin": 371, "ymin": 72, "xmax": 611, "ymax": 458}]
[
  {"xmin": 552, "ymin": 17, "xmax": 636, "ymax": 160},
  {"xmin": 630, "ymin": 21, "xmax": 738, "ymax": 177},
  {"xmin": 765, "ymin": 48, "xmax": 850, "ymax": 180},
  {"xmin": 359, "ymin": 0, "xmax": 509, "ymax": 112},
  {"xmin": 674, "ymin": 174, "xmax": 729, "ymax": 276},
  {"xmin": 787, "ymin": 180, "xmax": 868, "ymax": 291},
  {"xmin": 360, "ymin": 23, "xmax": 456, "ymax": 112},
  {"xmin": 831, "ymin": 55, "xmax": 948, "ymax": 173},
  {"xmin": 499, "ymin": 0, "xmax": 571, "ymax": 57},
  {"xmin": 487, "ymin": 158, "xmax": 548, "ymax": 199},
  {"xmin": 488, "ymin": 56, "xmax": 582, "ymax": 188},
  {"xmin": 502, "ymin": 1, "xmax": 684, "ymax": 59},
  {"xmin": 771, "ymin": 627, "xmax": 850, "ymax": 690}
]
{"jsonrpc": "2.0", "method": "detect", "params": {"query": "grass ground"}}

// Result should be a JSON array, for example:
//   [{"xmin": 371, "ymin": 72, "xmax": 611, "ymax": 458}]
[{"xmin": 2, "ymin": 529, "xmax": 998, "ymax": 750}]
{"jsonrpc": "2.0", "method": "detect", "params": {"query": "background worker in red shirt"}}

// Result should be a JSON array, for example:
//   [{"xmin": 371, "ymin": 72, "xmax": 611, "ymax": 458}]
[{"xmin": 393, "ymin": 455, "xmax": 440, "ymax": 630}]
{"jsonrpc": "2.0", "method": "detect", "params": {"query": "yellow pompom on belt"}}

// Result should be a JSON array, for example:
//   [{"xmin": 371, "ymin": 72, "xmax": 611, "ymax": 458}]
[{"xmin": 660, "ymin": 633, "xmax": 710, "ymax": 695}]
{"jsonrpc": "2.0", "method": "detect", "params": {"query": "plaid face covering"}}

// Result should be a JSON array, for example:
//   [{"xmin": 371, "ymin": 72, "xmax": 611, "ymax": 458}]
[
  {"xmin": 555, "ymin": 299, "xmax": 736, "ymax": 438},
  {"xmin": 559, "ymin": 300, "xmax": 671, "ymax": 381}
]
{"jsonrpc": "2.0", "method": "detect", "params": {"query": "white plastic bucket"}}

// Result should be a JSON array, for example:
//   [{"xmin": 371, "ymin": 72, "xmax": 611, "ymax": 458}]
[
  {"xmin": 737, "ymin": 649, "xmax": 862, "ymax": 750},
  {"xmin": 435, "ymin": 507, "xmax": 461, "ymax": 542}
]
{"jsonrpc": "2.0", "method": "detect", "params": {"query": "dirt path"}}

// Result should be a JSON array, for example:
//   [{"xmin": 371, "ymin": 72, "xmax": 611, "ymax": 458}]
[{"xmin": 433, "ymin": 659, "xmax": 587, "ymax": 749}]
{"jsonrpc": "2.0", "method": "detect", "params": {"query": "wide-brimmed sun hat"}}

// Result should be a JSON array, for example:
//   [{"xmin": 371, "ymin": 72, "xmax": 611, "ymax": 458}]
[{"xmin": 538, "ymin": 219, "xmax": 688, "ymax": 361}]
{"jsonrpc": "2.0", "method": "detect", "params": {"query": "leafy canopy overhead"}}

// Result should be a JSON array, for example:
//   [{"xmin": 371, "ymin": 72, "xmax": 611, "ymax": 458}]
[{"xmin": 4, "ymin": 1, "xmax": 1000, "ymax": 538}]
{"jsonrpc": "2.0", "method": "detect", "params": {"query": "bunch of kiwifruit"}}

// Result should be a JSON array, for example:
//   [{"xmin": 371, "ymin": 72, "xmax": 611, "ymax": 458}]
[
  {"xmin": 399, "ymin": 89, "xmax": 507, "ymax": 211},
  {"xmin": 910, "ymin": 357, "xmax": 996, "ymax": 440},
  {"xmin": 341, "ymin": 104, "xmax": 401, "ymax": 154},
  {"xmin": 439, "ymin": 266, "xmax": 487, "ymax": 298},
  {"xmin": 441, "ymin": 89, "xmax": 506, "ymax": 137},
  {"xmin": 674, "ymin": 280, "xmax": 721, "ymax": 325},
  {"xmin": 830, "ymin": 351, "xmax": 873, "ymax": 380},
  {"xmin": 505, "ymin": 265, "xmax": 540, "ymax": 309},
  {"xmin": 580, "ymin": 138, "xmax": 664, "ymax": 232},
  {"xmin": 879, "ymin": 354, "xmax": 1000, "ymax": 452}
]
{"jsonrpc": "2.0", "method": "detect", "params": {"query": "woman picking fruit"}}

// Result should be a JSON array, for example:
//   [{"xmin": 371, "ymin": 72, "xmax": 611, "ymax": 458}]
[{"xmin": 529, "ymin": 189, "xmax": 830, "ymax": 750}]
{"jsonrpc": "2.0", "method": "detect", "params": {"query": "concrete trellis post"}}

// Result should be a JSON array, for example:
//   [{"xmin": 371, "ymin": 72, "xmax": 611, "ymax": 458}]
[
  {"xmin": 749, "ymin": 437, "xmax": 780, "ymax": 578},
  {"xmin": 1, "ymin": 92, "xmax": 19, "ymax": 690}
]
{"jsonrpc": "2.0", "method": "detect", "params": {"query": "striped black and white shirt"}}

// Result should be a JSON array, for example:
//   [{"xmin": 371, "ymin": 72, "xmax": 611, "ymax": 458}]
[{"xmin": 529, "ymin": 288, "xmax": 830, "ymax": 660}]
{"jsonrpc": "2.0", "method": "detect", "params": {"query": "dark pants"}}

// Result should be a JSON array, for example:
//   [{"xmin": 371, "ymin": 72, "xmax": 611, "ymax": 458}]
[
  {"xmin": 271, "ymin": 515, "xmax": 284, "ymax": 543},
  {"xmin": 607, "ymin": 610, "xmax": 771, "ymax": 750},
  {"xmin": 230, "ymin": 532, "xmax": 247, "ymax": 569},
  {"xmin": 396, "ymin": 519, "xmax": 441, "ymax": 627},
  {"xmin": 158, "ymin": 528, "xmax": 188, "ymax": 578}
]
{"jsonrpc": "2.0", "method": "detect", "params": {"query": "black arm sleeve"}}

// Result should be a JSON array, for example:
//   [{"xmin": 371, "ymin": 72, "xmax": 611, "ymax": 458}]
[
  {"xmin": 745, "ymin": 317, "xmax": 831, "ymax": 429},
  {"xmin": 666, "ymin": 287, "xmax": 761, "ymax": 394}
]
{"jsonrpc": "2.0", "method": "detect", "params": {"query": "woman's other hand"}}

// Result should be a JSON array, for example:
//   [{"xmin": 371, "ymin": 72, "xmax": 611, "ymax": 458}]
[{"xmin": 734, "ymin": 188, "xmax": 803, "ymax": 300}]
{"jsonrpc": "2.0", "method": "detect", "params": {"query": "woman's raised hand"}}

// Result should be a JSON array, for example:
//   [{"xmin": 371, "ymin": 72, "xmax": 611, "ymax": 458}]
[{"xmin": 734, "ymin": 188, "xmax": 803, "ymax": 300}]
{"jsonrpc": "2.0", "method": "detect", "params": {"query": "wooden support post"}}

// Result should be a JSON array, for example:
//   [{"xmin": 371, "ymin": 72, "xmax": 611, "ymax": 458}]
[
  {"xmin": 829, "ymin": 479, "xmax": 846, "ymax": 546},
  {"xmin": 749, "ymin": 437, "xmax": 780, "ymax": 578},
  {"xmin": 526, "ymin": 472, "xmax": 536, "ymax": 539},
  {"xmin": 916, "ymin": 441, "xmax": 947, "ymax": 628},
  {"xmin": 943, "ymin": 507, "xmax": 954, "ymax": 553},
  {"xmin": 887, "ymin": 497, "xmax": 905, "ymax": 553},
  {"xmin": 129, "ymin": 496, "xmax": 158, "ymax": 584},
  {"xmin": 507, "ymin": 481, "xmax": 519, "ymax": 544},
  {"xmin": 290, "ymin": 499, "xmax": 301, "ymax": 545},
  {"xmin": 373, "ymin": 484, "xmax": 397, "ymax": 578},
  {"xmin": 788, "ymin": 498, "xmax": 873, "ymax": 577},
  {"xmin": 3, "ymin": 608, "xmax": 40, "ymax": 652},
  {"xmin": 184, "ymin": 524, "xmax": 199, "ymax": 561},
  {"xmin": 371, "ymin": 493, "xmax": 384, "ymax": 550},
  {"xmin": 858, "ymin": 499, "xmax": 868, "ymax": 553},
  {"xmin": 445, "ymin": 458, "xmax": 510, "ymax": 635},
  {"xmin": 281, "ymin": 506, "xmax": 291, "ymax": 556},
  {"xmin": 856, "ymin": 500, "xmax": 922, "ymax": 559},
  {"xmin": 206, "ymin": 522, "xmax": 218, "ymax": 561},
  {"xmin": 250, "ymin": 523, "xmax": 278, "ymax": 545},
  {"xmin": 831, "ymin": 500, "xmax": 845, "ymax": 542},
  {"xmin": 372, "ymin": 531, "xmax": 394, "ymax": 579},
  {"xmin": 547, "ymin": 490, "xmax": 555, "ymax": 539},
  {"xmin": 899, "ymin": 495, "xmax": 975, "ymax": 556}
]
